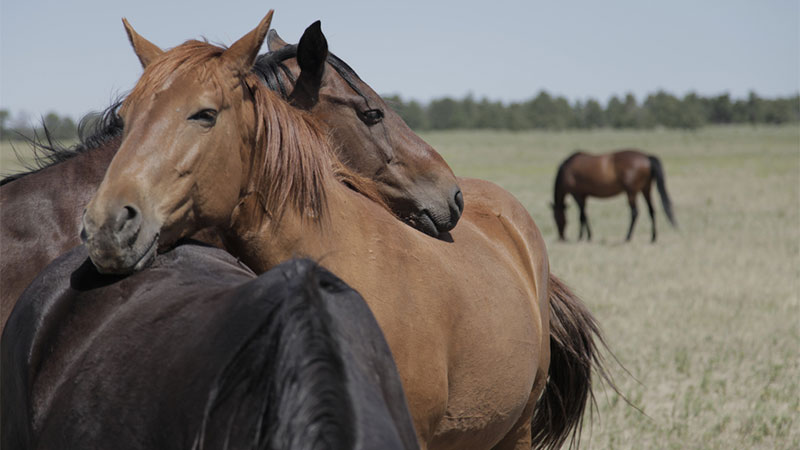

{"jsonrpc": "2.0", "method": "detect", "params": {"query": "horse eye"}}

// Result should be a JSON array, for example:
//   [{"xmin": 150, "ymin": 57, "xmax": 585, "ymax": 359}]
[
  {"xmin": 188, "ymin": 109, "xmax": 218, "ymax": 126},
  {"xmin": 360, "ymin": 109, "xmax": 384, "ymax": 125}
]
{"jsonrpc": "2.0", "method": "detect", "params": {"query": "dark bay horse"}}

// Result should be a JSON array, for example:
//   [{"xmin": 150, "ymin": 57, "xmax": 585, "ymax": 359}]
[
  {"xmin": 82, "ymin": 14, "xmax": 612, "ymax": 449},
  {"xmin": 2, "ymin": 243, "xmax": 418, "ymax": 450},
  {"xmin": 0, "ymin": 20, "xmax": 460, "ymax": 329},
  {"xmin": 552, "ymin": 149, "xmax": 677, "ymax": 242}
]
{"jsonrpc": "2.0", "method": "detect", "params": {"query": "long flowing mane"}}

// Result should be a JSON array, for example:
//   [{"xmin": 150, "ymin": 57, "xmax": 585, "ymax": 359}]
[{"xmin": 242, "ymin": 71, "xmax": 385, "ymax": 223}]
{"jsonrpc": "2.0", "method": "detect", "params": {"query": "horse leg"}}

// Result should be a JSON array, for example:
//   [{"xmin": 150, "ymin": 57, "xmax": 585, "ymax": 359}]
[
  {"xmin": 625, "ymin": 191, "xmax": 638, "ymax": 242},
  {"xmin": 643, "ymin": 184, "xmax": 656, "ymax": 242},
  {"xmin": 576, "ymin": 196, "xmax": 591, "ymax": 241}
]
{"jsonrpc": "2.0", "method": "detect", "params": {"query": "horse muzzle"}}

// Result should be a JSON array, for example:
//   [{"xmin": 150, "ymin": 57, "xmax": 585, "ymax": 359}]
[
  {"xmin": 403, "ymin": 185, "xmax": 464, "ymax": 238},
  {"xmin": 81, "ymin": 204, "xmax": 159, "ymax": 275}
]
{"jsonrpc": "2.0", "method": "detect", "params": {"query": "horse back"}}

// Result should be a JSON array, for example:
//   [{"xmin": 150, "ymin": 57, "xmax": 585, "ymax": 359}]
[
  {"xmin": 2, "ymin": 244, "xmax": 416, "ymax": 449},
  {"xmin": 0, "ymin": 142, "xmax": 117, "ymax": 330}
]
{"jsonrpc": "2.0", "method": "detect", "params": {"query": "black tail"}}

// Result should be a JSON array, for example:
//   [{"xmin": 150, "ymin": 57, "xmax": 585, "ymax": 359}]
[
  {"xmin": 648, "ymin": 155, "xmax": 677, "ymax": 227},
  {"xmin": 194, "ymin": 260, "xmax": 355, "ymax": 450},
  {"xmin": 532, "ymin": 273, "xmax": 618, "ymax": 450}
]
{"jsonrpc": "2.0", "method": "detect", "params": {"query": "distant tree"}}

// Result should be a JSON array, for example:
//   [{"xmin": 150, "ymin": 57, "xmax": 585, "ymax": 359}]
[
  {"xmin": 383, "ymin": 95, "xmax": 429, "ymax": 130},
  {"xmin": 706, "ymin": 94, "xmax": 734, "ymax": 124},
  {"xmin": 745, "ymin": 91, "xmax": 765, "ymax": 124},
  {"xmin": 42, "ymin": 111, "xmax": 78, "ymax": 140},
  {"xmin": 474, "ymin": 98, "xmax": 507, "ymax": 129},
  {"xmin": 679, "ymin": 93, "xmax": 706, "ymax": 129},
  {"xmin": 428, "ymin": 97, "xmax": 465, "ymax": 129},
  {"xmin": 605, "ymin": 95, "xmax": 626, "ymax": 128},
  {"xmin": 506, "ymin": 103, "xmax": 530, "ymax": 131},
  {"xmin": 0, "ymin": 109, "xmax": 8, "ymax": 129},
  {"xmin": 582, "ymin": 99, "xmax": 606, "ymax": 128}
]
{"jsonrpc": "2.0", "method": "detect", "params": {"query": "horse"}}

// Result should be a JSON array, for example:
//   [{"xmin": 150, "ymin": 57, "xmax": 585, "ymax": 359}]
[
  {"xmin": 552, "ymin": 149, "xmax": 677, "ymax": 242},
  {"xmin": 0, "ymin": 20, "xmax": 461, "ymax": 330},
  {"xmin": 1, "ymin": 243, "xmax": 419, "ymax": 450},
  {"xmin": 81, "ymin": 13, "xmax": 611, "ymax": 449}
]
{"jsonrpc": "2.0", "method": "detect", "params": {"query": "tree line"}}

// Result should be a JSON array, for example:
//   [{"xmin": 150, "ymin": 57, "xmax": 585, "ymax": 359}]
[
  {"xmin": 1, "ymin": 90, "xmax": 797, "ymax": 141},
  {"xmin": 383, "ymin": 91, "xmax": 800, "ymax": 131}
]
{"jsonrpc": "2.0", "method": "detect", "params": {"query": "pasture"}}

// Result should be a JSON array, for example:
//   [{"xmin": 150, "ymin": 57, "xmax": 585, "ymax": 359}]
[
  {"xmin": 2, "ymin": 125, "xmax": 797, "ymax": 448},
  {"xmin": 424, "ymin": 125, "xmax": 799, "ymax": 449}
]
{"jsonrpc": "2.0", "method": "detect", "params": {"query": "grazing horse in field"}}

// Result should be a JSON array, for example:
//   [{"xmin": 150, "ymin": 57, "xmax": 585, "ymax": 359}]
[
  {"xmin": 552, "ymin": 149, "xmax": 677, "ymax": 242},
  {"xmin": 0, "ymin": 21, "xmax": 461, "ymax": 330},
  {"xmin": 2, "ymin": 244, "xmax": 418, "ymax": 450},
  {"xmin": 81, "ymin": 13, "xmax": 611, "ymax": 449}
]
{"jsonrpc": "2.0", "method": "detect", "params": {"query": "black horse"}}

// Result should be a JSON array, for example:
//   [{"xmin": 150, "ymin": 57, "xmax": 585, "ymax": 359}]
[{"xmin": 2, "ymin": 244, "xmax": 418, "ymax": 450}]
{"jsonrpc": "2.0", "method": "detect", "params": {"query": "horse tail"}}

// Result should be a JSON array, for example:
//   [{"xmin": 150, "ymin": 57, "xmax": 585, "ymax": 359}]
[
  {"xmin": 194, "ymin": 259, "xmax": 355, "ymax": 450},
  {"xmin": 648, "ymin": 155, "xmax": 677, "ymax": 227},
  {"xmin": 532, "ymin": 273, "xmax": 616, "ymax": 450}
]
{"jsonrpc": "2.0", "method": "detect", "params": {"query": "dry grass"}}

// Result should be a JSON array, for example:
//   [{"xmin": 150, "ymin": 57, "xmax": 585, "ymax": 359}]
[
  {"xmin": 1, "ymin": 126, "xmax": 796, "ymax": 447},
  {"xmin": 422, "ymin": 125, "xmax": 799, "ymax": 449}
]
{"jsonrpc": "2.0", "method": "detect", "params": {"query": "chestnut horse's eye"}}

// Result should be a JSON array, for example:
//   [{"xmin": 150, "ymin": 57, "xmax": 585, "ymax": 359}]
[
  {"xmin": 188, "ymin": 109, "xmax": 218, "ymax": 127},
  {"xmin": 360, "ymin": 109, "xmax": 384, "ymax": 126}
]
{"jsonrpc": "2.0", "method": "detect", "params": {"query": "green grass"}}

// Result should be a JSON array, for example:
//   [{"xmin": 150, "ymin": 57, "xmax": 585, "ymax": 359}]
[{"xmin": 421, "ymin": 125, "xmax": 800, "ymax": 449}]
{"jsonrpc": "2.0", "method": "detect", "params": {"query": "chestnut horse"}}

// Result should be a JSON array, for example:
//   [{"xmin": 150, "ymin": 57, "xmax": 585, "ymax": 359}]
[
  {"xmin": 2, "ymin": 244, "xmax": 418, "ymax": 450},
  {"xmin": 82, "ymin": 13, "xmax": 610, "ymax": 449},
  {"xmin": 552, "ymin": 149, "xmax": 677, "ymax": 242},
  {"xmin": 0, "ymin": 21, "xmax": 460, "ymax": 329}
]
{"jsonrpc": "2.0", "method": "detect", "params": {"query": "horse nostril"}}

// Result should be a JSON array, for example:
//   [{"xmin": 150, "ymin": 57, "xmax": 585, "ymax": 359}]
[
  {"xmin": 114, "ymin": 205, "xmax": 140, "ymax": 231},
  {"xmin": 454, "ymin": 189, "xmax": 464, "ymax": 214}
]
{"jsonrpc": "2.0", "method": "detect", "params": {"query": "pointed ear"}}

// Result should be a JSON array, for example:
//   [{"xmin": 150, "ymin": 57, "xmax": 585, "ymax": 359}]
[
  {"xmin": 122, "ymin": 18, "xmax": 164, "ymax": 69},
  {"xmin": 267, "ymin": 29, "xmax": 289, "ymax": 51},
  {"xmin": 289, "ymin": 21, "xmax": 328, "ymax": 110},
  {"xmin": 222, "ymin": 10, "xmax": 274, "ymax": 74},
  {"xmin": 549, "ymin": 202, "xmax": 554, "ymax": 210}
]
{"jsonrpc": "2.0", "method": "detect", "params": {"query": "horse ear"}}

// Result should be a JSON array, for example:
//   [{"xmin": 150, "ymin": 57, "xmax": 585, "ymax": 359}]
[
  {"xmin": 267, "ymin": 29, "xmax": 289, "ymax": 51},
  {"xmin": 122, "ymin": 18, "xmax": 164, "ymax": 69},
  {"xmin": 223, "ymin": 10, "xmax": 274, "ymax": 74},
  {"xmin": 289, "ymin": 21, "xmax": 328, "ymax": 110}
]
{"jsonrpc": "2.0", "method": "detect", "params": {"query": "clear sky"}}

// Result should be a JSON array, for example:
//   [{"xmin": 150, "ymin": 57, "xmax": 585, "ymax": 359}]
[{"xmin": 1, "ymin": 0, "xmax": 798, "ymax": 121}]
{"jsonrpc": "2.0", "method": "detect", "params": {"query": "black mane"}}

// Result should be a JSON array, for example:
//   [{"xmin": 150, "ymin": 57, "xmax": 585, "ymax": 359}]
[
  {"xmin": 0, "ymin": 102, "xmax": 123, "ymax": 186},
  {"xmin": 194, "ymin": 260, "xmax": 356, "ymax": 449}
]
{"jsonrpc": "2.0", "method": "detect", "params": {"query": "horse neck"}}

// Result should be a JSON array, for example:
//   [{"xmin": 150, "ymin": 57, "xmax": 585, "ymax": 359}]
[{"xmin": 222, "ymin": 168, "xmax": 364, "ymax": 274}]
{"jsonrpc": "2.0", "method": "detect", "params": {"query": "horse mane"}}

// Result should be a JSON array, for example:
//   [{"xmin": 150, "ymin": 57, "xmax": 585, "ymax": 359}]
[
  {"xmin": 193, "ymin": 260, "xmax": 355, "ymax": 449},
  {"xmin": 0, "ymin": 103, "xmax": 123, "ymax": 186},
  {"xmin": 243, "ymin": 68, "xmax": 386, "ymax": 223},
  {"xmin": 553, "ymin": 151, "xmax": 583, "ymax": 208}
]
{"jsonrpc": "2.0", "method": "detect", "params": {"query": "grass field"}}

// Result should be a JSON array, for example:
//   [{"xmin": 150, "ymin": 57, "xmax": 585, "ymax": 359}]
[
  {"xmin": 2, "ymin": 126, "xmax": 798, "ymax": 448},
  {"xmin": 421, "ymin": 125, "xmax": 799, "ymax": 449}
]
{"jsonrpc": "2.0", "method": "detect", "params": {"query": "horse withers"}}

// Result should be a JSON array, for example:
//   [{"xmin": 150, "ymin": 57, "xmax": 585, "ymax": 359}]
[
  {"xmin": 1, "ymin": 243, "xmax": 418, "ymax": 450},
  {"xmin": 552, "ymin": 149, "xmax": 677, "ymax": 242}
]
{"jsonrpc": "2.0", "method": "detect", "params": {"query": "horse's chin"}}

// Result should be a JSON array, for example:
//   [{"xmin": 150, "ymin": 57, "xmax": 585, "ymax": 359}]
[
  {"xmin": 404, "ymin": 211, "xmax": 439, "ymax": 238},
  {"xmin": 87, "ymin": 232, "xmax": 159, "ymax": 275}
]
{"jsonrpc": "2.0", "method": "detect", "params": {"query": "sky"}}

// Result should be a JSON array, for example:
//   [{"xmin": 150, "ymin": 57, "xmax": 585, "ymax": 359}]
[{"xmin": 1, "ymin": 0, "xmax": 798, "ymax": 122}]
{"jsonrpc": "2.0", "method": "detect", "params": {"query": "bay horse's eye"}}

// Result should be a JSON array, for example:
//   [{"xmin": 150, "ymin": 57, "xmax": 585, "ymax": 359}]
[
  {"xmin": 360, "ymin": 109, "xmax": 384, "ymax": 126},
  {"xmin": 188, "ymin": 109, "xmax": 218, "ymax": 127}
]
